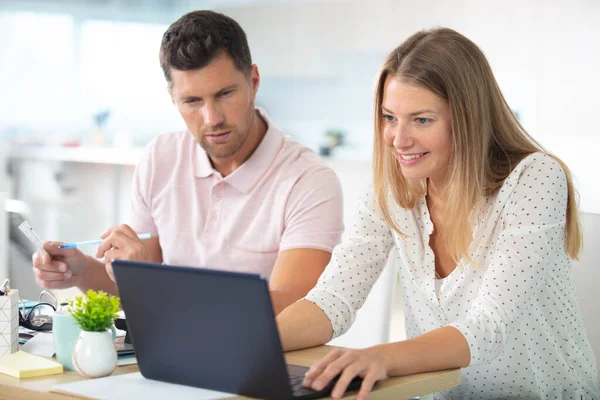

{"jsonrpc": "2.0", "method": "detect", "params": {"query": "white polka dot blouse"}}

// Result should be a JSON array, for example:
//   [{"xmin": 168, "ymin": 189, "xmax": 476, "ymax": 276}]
[{"xmin": 305, "ymin": 153, "xmax": 600, "ymax": 399}]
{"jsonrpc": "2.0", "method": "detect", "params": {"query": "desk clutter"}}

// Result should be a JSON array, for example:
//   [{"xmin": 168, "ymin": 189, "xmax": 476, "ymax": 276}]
[{"xmin": 0, "ymin": 286, "xmax": 136, "ymax": 380}]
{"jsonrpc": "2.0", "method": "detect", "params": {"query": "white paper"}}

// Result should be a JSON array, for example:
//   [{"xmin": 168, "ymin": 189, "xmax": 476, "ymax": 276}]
[
  {"xmin": 52, "ymin": 372, "xmax": 234, "ymax": 400},
  {"xmin": 116, "ymin": 356, "xmax": 137, "ymax": 366},
  {"xmin": 21, "ymin": 332, "xmax": 55, "ymax": 357}
]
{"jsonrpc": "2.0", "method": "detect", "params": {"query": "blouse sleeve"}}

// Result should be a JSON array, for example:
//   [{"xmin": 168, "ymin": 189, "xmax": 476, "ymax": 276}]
[
  {"xmin": 304, "ymin": 186, "xmax": 395, "ymax": 338},
  {"xmin": 449, "ymin": 154, "xmax": 570, "ymax": 366}
]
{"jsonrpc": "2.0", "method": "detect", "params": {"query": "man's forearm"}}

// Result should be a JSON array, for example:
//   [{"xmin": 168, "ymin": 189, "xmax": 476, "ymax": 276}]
[
  {"xmin": 77, "ymin": 257, "xmax": 118, "ymax": 296},
  {"xmin": 270, "ymin": 289, "xmax": 305, "ymax": 316},
  {"xmin": 277, "ymin": 299, "xmax": 334, "ymax": 351}
]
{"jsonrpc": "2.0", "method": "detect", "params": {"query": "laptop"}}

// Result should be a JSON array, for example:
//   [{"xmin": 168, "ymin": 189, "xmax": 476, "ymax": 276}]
[{"xmin": 111, "ymin": 260, "xmax": 362, "ymax": 399}]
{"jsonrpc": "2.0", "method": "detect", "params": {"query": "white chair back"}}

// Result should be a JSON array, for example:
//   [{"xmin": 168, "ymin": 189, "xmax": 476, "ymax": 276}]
[{"xmin": 572, "ymin": 212, "xmax": 600, "ymax": 380}]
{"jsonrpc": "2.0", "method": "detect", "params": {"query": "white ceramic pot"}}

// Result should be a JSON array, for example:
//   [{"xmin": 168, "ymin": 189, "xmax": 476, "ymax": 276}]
[{"xmin": 72, "ymin": 329, "xmax": 117, "ymax": 378}]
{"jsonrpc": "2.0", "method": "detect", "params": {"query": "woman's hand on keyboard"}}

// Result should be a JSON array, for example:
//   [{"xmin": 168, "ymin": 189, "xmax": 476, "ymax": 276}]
[{"xmin": 303, "ymin": 347, "xmax": 388, "ymax": 400}]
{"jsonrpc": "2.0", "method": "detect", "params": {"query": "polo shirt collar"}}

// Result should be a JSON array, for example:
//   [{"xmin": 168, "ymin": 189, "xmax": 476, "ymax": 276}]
[
  {"xmin": 194, "ymin": 108, "xmax": 284, "ymax": 193},
  {"xmin": 194, "ymin": 146, "xmax": 214, "ymax": 178}
]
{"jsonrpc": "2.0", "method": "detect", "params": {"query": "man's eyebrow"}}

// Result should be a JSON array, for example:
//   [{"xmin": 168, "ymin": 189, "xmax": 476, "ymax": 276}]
[{"xmin": 180, "ymin": 84, "xmax": 239, "ymax": 101}]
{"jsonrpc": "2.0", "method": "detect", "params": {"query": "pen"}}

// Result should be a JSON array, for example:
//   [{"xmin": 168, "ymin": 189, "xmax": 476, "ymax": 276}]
[{"xmin": 58, "ymin": 233, "xmax": 152, "ymax": 249}]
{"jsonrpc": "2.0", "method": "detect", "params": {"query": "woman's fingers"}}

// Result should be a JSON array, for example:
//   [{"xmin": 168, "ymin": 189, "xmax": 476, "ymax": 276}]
[
  {"xmin": 330, "ymin": 362, "xmax": 365, "ymax": 398},
  {"xmin": 305, "ymin": 349, "xmax": 386, "ymax": 399},
  {"xmin": 355, "ymin": 367, "xmax": 382, "ymax": 400},
  {"xmin": 304, "ymin": 349, "xmax": 345, "ymax": 386},
  {"xmin": 311, "ymin": 351, "xmax": 357, "ymax": 391}
]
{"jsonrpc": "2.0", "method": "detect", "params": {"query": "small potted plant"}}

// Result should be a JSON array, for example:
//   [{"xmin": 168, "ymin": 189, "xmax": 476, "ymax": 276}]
[{"xmin": 68, "ymin": 290, "xmax": 120, "ymax": 378}]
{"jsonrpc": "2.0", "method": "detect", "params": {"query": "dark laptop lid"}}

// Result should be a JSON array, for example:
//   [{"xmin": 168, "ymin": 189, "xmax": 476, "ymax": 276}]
[{"xmin": 112, "ymin": 260, "xmax": 294, "ymax": 399}]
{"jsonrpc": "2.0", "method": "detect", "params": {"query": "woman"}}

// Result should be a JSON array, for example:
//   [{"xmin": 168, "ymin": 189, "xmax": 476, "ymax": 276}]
[{"xmin": 276, "ymin": 28, "xmax": 600, "ymax": 399}]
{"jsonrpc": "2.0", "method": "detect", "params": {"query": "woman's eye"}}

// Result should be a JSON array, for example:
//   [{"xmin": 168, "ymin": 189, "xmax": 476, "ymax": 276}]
[
  {"xmin": 416, "ymin": 117, "xmax": 430, "ymax": 124},
  {"xmin": 384, "ymin": 114, "xmax": 395, "ymax": 122}
]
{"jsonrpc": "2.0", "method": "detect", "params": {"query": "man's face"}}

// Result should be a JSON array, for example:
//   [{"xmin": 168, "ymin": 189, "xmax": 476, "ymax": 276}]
[{"xmin": 169, "ymin": 52, "xmax": 259, "ymax": 160}]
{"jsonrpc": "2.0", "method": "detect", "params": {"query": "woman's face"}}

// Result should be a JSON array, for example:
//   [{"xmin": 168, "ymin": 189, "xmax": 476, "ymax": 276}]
[{"xmin": 381, "ymin": 76, "xmax": 453, "ymax": 187}]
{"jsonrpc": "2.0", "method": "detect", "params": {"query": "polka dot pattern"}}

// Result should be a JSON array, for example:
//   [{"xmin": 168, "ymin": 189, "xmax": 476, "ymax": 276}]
[{"xmin": 304, "ymin": 153, "xmax": 600, "ymax": 399}]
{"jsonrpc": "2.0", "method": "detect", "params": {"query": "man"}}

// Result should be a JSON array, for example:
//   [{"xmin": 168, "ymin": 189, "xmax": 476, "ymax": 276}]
[{"xmin": 32, "ymin": 10, "xmax": 343, "ymax": 315}]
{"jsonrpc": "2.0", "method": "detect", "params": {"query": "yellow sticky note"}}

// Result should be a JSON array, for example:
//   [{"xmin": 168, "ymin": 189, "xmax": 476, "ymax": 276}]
[{"xmin": 0, "ymin": 351, "xmax": 63, "ymax": 378}]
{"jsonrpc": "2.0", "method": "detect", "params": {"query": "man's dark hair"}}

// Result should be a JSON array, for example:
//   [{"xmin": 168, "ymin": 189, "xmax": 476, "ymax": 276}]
[{"xmin": 159, "ymin": 10, "xmax": 252, "ymax": 86}]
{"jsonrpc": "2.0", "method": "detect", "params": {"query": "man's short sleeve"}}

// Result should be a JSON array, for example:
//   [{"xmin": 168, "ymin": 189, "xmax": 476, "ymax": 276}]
[
  {"xmin": 128, "ymin": 141, "xmax": 158, "ymax": 235},
  {"xmin": 279, "ymin": 166, "xmax": 344, "ymax": 252}
]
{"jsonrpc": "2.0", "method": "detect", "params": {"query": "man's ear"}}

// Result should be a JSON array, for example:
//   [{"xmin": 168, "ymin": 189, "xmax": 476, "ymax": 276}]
[
  {"xmin": 168, "ymin": 86, "xmax": 175, "ymax": 105},
  {"xmin": 250, "ymin": 64, "xmax": 260, "ymax": 96}
]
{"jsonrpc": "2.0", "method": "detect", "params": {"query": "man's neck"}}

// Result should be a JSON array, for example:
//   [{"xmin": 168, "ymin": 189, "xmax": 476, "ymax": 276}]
[{"xmin": 211, "ymin": 110, "xmax": 267, "ymax": 177}]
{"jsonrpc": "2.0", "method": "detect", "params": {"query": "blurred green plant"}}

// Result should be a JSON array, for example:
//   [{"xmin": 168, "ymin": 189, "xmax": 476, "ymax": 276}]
[{"xmin": 68, "ymin": 290, "xmax": 120, "ymax": 332}]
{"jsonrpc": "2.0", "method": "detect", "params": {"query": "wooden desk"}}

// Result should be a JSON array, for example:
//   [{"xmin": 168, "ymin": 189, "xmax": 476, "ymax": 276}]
[{"xmin": 0, "ymin": 346, "xmax": 460, "ymax": 399}]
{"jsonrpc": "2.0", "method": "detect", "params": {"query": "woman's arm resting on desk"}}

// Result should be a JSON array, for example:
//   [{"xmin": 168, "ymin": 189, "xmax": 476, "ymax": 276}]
[
  {"xmin": 278, "ymin": 300, "xmax": 469, "ymax": 400},
  {"xmin": 303, "ymin": 326, "xmax": 470, "ymax": 400}
]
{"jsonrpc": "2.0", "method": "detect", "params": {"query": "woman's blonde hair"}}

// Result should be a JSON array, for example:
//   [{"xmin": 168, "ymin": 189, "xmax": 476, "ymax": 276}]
[{"xmin": 373, "ymin": 27, "xmax": 582, "ymax": 262}]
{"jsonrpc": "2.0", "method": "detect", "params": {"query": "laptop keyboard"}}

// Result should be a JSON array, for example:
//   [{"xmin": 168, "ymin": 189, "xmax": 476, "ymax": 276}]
[
  {"xmin": 289, "ymin": 374, "xmax": 317, "ymax": 397},
  {"xmin": 289, "ymin": 372, "xmax": 363, "ymax": 398}
]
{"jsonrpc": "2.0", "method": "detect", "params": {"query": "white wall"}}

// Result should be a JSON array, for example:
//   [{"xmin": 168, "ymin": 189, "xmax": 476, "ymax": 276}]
[
  {"xmin": 225, "ymin": 0, "xmax": 600, "ymax": 212},
  {"xmin": 2, "ymin": 1, "xmax": 598, "ymax": 211}
]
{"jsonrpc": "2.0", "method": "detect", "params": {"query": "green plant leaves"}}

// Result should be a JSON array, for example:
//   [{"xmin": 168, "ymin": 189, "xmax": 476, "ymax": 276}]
[{"xmin": 67, "ymin": 290, "xmax": 120, "ymax": 332}]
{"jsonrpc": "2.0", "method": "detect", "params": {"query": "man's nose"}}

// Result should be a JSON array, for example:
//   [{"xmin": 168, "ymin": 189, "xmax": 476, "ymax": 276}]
[{"xmin": 202, "ymin": 102, "xmax": 225, "ymax": 127}]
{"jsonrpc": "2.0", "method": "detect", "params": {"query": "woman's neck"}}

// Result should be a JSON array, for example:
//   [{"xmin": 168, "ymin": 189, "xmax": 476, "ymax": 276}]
[{"xmin": 426, "ymin": 178, "xmax": 447, "ymax": 209}]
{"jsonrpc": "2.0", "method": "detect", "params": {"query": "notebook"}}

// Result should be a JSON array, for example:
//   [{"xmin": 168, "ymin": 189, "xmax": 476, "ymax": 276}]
[{"xmin": 0, "ymin": 350, "xmax": 63, "ymax": 378}]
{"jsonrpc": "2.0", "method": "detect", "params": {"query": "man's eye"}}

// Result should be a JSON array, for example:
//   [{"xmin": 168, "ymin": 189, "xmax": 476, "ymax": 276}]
[
  {"xmin": 219, "ymin": 90, "xmax": 233, "ymax": 97},
  {"xmin": 184, "ymin": 99, "xmax": 198, "ymax": 104}
]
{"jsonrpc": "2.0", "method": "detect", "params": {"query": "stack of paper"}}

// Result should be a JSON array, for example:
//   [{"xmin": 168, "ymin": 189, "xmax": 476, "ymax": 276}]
[{"xmin": 0, "ymin": 350, "xmax": 63, "ymax": 378}]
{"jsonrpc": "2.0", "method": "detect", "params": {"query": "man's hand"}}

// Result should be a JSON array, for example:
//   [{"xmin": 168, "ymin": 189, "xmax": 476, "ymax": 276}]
[
  {"xmin": 32, "ymin": 242, "xmax": 91, "ymax": 290},
  {"xmin": 96, "ymin": 224, "xmax": 158, "ymax": 282}
]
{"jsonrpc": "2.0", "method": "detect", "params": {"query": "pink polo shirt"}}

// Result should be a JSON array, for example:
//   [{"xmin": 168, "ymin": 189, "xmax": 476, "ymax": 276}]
[{"xmin": 128, "ymin": 109, "xmax": 344, "ymax": 278}]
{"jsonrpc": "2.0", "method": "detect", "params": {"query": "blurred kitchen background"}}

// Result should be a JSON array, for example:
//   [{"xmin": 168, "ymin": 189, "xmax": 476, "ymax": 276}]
[{"xmin": 1, "ymin": 0, "xmax": 599, "ymax": 366}]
